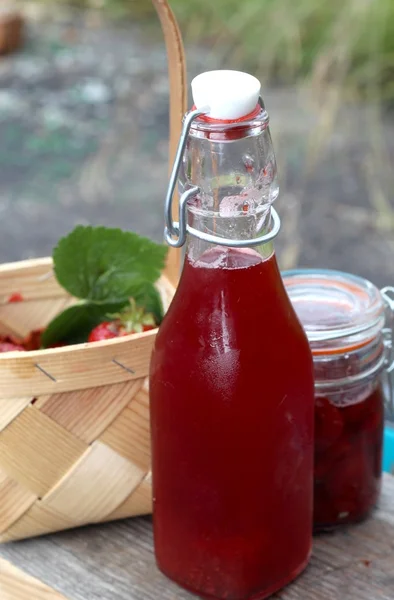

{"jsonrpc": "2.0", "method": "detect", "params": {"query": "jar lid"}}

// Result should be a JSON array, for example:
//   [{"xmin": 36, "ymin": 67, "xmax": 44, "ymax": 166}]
[{"xmin": 282, "ymin": 269, "xmax": 386, "ymax": 355}]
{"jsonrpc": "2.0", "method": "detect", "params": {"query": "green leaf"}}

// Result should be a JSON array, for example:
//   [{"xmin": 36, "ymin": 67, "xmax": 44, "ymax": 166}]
[
  {"xmin": 133, "ymin": 283, "xmax": 164, "ymax": 324},
  {"xmin": 53, "ymin": 226, "xmax": 168, "ymax": 303},
  {"xmin": 41, "ymin": 300, "xmax": 128, "ymax": 348}
]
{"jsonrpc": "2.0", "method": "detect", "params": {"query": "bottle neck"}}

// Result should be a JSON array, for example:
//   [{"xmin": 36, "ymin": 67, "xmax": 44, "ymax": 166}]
[
  {"xmin": 185, "ymin": 204, "xmax": 275, "ymax": 265},
  {"xmin": 179, "ymin": 106, "xmax": 279, "ymax": 262}
]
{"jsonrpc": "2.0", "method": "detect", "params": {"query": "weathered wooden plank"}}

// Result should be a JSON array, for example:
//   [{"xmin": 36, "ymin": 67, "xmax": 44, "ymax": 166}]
[{"xmin": 0, "ymin": 474, "xmax": 393, "ymax": 600}]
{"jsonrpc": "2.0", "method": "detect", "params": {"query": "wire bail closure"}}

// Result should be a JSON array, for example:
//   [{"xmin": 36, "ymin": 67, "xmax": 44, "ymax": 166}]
[
  {"xmin": 381, "ymin": 286, "xmax": 394, "ymax": 417},
  {"xmin": 164, "ymin": 100, "xmax": 281, "ymax": 249}
]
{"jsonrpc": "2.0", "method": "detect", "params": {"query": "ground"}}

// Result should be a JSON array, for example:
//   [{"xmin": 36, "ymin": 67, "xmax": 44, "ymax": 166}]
[{"xmin": 0, "ymin": 4, "xmax": 393, "ymax": 294}]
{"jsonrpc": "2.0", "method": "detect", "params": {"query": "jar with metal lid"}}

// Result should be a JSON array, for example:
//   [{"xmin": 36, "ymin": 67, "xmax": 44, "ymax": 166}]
[{"xmin": 282, "ymin": 269, "xmax": 393, "ymax": 531}]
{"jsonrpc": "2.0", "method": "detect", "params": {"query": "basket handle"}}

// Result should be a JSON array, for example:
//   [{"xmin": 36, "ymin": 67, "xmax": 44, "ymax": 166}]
[{"xmin": 152, "ymin": 0, "xmax": 187, "ymax": 286}]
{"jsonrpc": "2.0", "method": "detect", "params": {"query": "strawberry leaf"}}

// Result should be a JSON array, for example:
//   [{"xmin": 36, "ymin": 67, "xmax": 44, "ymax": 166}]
[
  {"xmin": 41, "ymin": 300, "xmax": 128, "ymax": 348},
  {"xmin": 53, "ymin": 226, "xmax": 168, "ymax": 303},
  {"xmin": 134, "ymin": 282, "xmax": 164, "ymax": 324}
]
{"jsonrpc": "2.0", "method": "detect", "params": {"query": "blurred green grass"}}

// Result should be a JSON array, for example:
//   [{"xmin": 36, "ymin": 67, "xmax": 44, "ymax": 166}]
[
  {"xmin": 16, "ymin": 0, "xmax": 394, "ymax": 269},
  {"xmin": 36, "ymin": 0, "xmax": 394, "ymax": 102}
]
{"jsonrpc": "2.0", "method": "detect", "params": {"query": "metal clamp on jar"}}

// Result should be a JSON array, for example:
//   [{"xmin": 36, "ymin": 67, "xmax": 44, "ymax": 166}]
[{"xmin": 283, "ymin": 269, "xmax": 394, "ymax": 531}]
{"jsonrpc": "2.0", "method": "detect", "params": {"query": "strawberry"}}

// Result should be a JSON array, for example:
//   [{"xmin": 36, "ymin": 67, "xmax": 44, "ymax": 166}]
[
  {"xmin": 88, "ymin": 300, "xmax": 156, "ymax": 343},
  {"xmin": 0, "ymin": 341, "xmax": 25, "ymax": 352},
  {"xmin": 314, "ymin": 395, "xmax": 344, "ymax": 452},
  {"xmin": 314, "ymin": 435, "xmax": 352, "ymax": 481},
  {"xmin": 0, "ymin": 332, "xmax": 26, "ymax": 352},
  {"xmin": 7, "ymin": 292, "xmax": 23, "ymax": 303},
  {"xmin": 88, "ymin": 322, "xmax": 119, "ymax": 343},
  {"xmin": 22, "ymin": 329, "xmax": 67, "ymax": 350},
  {"xmin": 342, "ymin": 387, "xmax": 384, "ymax": 433},
  {"xmin": 321, "ymin": 439, "xmax": 376, "ymax": 520},
  {"xmin": 22, "ymin": 329, "xmax": 43, "ymax": 351}
]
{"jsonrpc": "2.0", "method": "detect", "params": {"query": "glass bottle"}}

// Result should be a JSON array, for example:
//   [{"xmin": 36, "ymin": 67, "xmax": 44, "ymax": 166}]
[
  {"xmin": 283, "ymin": 269, "xmax": 394, "ymax": 530},
  {"xmin": 150, "ymin": 71, "xmax": 315, "ymax": 600}
]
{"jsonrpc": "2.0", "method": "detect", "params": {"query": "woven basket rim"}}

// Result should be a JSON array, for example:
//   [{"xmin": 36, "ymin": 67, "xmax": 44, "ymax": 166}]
[
  {"xmin": 0, "ymin": 325, "xmax": 158, "ymax": 397},
  {"xmin": 0, "ymin": 256, "xmax": 173, "ymax": 397},
  {"xmin": 0, "ymin": 325, "xmax": 158, "ymax": 359},
  {"xmin": 0, "ymin": 255, "xmax": 53, "ymax": 273},
  {"xmin": 0, "ymin": 254, "xmax": 159, "ymax": 360}
]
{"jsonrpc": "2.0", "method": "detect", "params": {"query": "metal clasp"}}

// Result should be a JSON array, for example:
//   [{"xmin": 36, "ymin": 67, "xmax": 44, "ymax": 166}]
[
  {"xmin": 164, "ymin": 99, "xmax": 281, "ymax": 249},
  {"xmin": 381, "ymin": 286, "xmax": 394, "ymax": 416},
  {"xmin": 165, "ymin": 107, "xmax": 209, "ymax": 248}
]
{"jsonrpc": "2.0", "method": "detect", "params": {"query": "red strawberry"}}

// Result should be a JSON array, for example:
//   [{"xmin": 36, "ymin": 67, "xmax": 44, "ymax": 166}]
[
  {"xmin": 88, "ymin": 301, "xmax": 156, "ymax": 343},
  {"xmin": 314, "ymin": 435, "xmax": 352, "ymax": 480},
  {"xmin": 22, "ymin": 329, "xmax": 67, "ymax": 350},
  {"xmin": 315, "ymin": 396, "xmax": 344, "ymax": 452},
  {"xmin": 324, "ymin": 440, "xmax": 376, "ymax": 520},
  {"xmin": 88, "ymin": 322, "xmax": 119, "ymax": 343},
  {"xmin": 22, "ymin": 329, "xmax": 43, "ymax": 351},
  {"xmin": 7, "ymin": 292, "xmax": 23, "ymax": 303},
  {"xmin": 0, "ymin": 341, "xmax": 25, "ymax": 352},
  {"xmin": 343, "ymin": 388, "xmax": 384, "ymax": 433}
]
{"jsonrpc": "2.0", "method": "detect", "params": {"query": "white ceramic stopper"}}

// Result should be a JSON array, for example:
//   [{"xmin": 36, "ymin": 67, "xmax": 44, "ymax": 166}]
[{"xmin": 191, "ymin": 70, "xmax": 261, "ymax": 120}]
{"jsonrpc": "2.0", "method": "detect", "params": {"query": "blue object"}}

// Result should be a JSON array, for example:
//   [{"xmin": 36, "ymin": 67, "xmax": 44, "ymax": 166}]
[{"xmin": 383, "ymin": 424, "xmax": 394, "ymax": 474}]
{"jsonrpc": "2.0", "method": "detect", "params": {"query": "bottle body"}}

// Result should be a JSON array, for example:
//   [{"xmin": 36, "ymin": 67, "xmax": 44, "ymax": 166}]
[{"xmin": 150, "ymin": 245, "xmax": 314, "ymax": 600}]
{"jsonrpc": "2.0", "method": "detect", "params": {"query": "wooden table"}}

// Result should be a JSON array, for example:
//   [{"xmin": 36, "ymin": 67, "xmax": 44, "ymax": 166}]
[{"xmin": 1, "ymin": 474, "xmax": 394, "ymax": 600}]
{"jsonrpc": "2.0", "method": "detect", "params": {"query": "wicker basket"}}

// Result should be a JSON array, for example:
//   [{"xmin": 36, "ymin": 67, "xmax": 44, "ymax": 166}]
[{"xmin": 0, "ymin": 0, "xmax": 185, "ymax": 543}]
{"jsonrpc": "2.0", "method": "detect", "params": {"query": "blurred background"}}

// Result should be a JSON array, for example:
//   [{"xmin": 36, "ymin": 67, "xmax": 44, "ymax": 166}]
[{"xmin": 0, "ymin": 0, "xmax": 393, "ymax": 287}]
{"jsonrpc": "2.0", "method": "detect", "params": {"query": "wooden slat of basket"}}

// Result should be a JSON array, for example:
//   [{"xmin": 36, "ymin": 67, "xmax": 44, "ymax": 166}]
[
  {"xmin": 0, "ymin": 258, "xmax": 62, "ymax": 302},
  {"xmin": 39, "ymin": 441, "xmax": 146, "ymax": 526},
  {"xmin": 35, "ymin": 379, "xmax": 143, "ymax": 444},
  {"xmin": 0, "ymin": 390, "xmax": 153, "ymax": 540},
  {"xmin": 0, "ymin": 298, "xmax": 74, "ymax": 338},
  {"xmin": 106, "ymin": 472, "xmax": 153, "ymax": 522},
  {"xmin": 0, "ymin": 321, "xmax": 26, "ymax": 340},
  {"xmin": 0, "ymin": 469, "xmax": 37, "ymax": 535},
  {"xmin": 0, "ymin": 447, "xmax": 149, "ymax": 542},
  {"xmin": 157, "ymin": 274, "xmax": 177, "ymax": 312},
  {"xmin": 0, "ymin": 405, "xmax": 87, "ymax": 497},
  {"xmin": 0, "ymin": 502, "xmax": 75, "ymax": 543},
  {"xmin": 0, "ymin": 397, "xmax": 32, "ymax": 430},
  {"xmin": 100, "ymin": 384, "xmax": 151, "ymax": 471},
  {"xmin": 0, "ymin": 334, "xmax": 153, "ymax": 398},
  {"xmin": 0, "ymin": 558, "xmax": 68, "ymax": 600}
]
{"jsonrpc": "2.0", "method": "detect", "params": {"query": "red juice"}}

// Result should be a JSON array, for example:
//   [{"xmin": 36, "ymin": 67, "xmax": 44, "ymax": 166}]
[{"xmin": 150, "ymin": 246, "xmax": 314, "ymax": 600}]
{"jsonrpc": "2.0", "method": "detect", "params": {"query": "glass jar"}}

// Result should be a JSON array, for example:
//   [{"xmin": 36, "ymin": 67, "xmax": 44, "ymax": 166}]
[{"xmin": 282, "ymin": 269, "xmax": 393, "ymax": 531}]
